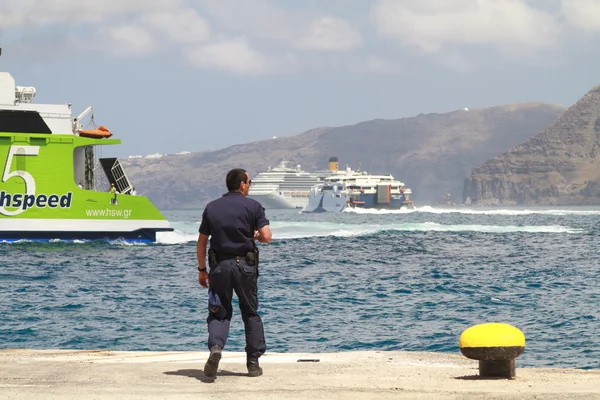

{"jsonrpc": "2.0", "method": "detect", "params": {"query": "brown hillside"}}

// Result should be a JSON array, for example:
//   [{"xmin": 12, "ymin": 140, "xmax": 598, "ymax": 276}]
[
  {"xmin": 464, "ymin": 86, "xmax": 600, "ymax": 205},
  {"xmin": 121, "ymin": 103, "xmax": 564, "ymax": 209}
]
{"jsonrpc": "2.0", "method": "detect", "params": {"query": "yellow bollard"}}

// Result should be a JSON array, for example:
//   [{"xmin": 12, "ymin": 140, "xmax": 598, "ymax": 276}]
[{"xmin": 459, "ymin": 323, "xmax": 525, "ymax": 379}]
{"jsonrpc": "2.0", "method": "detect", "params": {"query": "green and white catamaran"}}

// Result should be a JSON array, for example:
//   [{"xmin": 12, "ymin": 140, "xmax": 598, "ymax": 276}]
[{"xmin": 0, "ymin": 60, "xmax": 172, "ymax": 242}]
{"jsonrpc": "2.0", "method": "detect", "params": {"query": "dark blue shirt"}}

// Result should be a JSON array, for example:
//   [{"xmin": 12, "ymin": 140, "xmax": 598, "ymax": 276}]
[{"xmin": 199, "ymin": 192, "xmax": 269, "ymax": 255}]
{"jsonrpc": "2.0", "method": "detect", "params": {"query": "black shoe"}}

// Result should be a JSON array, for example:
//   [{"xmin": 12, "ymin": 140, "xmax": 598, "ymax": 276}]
[
  {"xmin": 204, "ymin": 345, "xmax": 222, "ymax": 378},
  {"xmin": 247, "ymin": 358, "xmax": 263, "ymax": 377}
]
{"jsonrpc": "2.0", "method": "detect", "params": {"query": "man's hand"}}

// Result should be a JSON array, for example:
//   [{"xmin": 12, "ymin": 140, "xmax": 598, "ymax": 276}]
[
  {"xmin": 255, "ymin": 225, "xmax": 272, "ymax": 243},
  {"xmin": 198, "ymin": 271, "xmax": 209, "ymax": 288}
]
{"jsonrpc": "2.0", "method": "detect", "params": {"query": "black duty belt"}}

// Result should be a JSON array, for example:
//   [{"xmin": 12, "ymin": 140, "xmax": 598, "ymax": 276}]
[{"xmin": 214, "ymin": 253, "xmax": 244, "ymax": 263}]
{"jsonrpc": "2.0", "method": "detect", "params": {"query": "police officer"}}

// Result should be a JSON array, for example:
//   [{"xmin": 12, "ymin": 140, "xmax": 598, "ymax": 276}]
[{"xmin": 197, "ymin": 168, "xmax": 272, "ymax": 378}]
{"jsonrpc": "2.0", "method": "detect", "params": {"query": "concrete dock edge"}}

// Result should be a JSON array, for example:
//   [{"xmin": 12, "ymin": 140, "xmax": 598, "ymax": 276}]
[{"xmin": 1, "ymin": 349, "xmax": 599, "ymax": 399}]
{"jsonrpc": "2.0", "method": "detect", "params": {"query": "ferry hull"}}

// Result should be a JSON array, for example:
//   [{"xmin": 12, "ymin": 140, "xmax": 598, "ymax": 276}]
[
  {"xmin": 302, "ymin": 193, "xmax": 413, "ymax": 212},
  {"xmin": 248, "ymin": 191, "xmax": 308, "ymax": 209},
  {"xmin": 302, "ymin": 196, "xmax": 346, "ymax": 213},
  {"xmin": 348, "ymin": 193, "xmax": 415, "ymax": 210},
  {"xmin": 0, "ymin": 228, "xmax": 172, "ymax": 242},
  {"xmin": 0, "ymin": 216, "xmax": 172, "ymax": 242},
  {"xmin": 302, "ymin": 185, "xmax": 347, "ymax": 213},
  {"xmin": 349, "ymin": 194, "xmax": 407, "ymax": 208},
  {"xmin": 0, "ymin": 134, "xmax": 172, "ymax": 241},
  {"xmin": 302, "ymin": 183, "xmax": 415, "ymax": 212}
]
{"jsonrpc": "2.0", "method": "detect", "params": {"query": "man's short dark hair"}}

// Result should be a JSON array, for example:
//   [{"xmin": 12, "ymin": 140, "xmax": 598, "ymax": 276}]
[{"xmin": 226, "ymin": 168, "xmax": 248, "ymax": 191}]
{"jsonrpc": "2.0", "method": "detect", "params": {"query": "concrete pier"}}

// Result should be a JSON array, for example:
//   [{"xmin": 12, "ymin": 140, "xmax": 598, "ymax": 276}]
[{"xmin": 1, "ymin": 349, "xmax": 599, "ymax": 399}]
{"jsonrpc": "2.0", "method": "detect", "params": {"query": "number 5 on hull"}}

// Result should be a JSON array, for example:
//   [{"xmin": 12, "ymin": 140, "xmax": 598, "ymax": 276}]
[{"xmin": 0, "ymin": 145, "xmax": 40, "ymax": 216}]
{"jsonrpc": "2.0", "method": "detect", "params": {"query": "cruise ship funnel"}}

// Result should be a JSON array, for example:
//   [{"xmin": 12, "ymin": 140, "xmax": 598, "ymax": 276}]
[{"xmin": 328, "ymin": 156, "xmax": 339, "ymax": 172}]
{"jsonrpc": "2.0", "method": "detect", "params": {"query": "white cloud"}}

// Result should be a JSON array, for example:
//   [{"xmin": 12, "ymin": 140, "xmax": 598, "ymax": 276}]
[
  {"xmin": 199, "ymin": 1, "xmax": 362, "ymax": 52},
  {"xmin": 184, "ymin": 38, "xmax": 269, "ymax": 75},
  {"xmin": 91, "ymin": 8, "xmax": 212, "ymax": 59},
  {"xmin": 295, "ymin": 17, "xmax": 362, "ymax": 51},
  {"xmin": 100, "ymin": 24, "xmax": 157, "ymax": 56},
  {"xmin": 6, "ymin": 0, "xmax": 583, "ymax": 75},
  {"xmin": 371, "ymin": 0, "xmax": 560, "ymax": 53},
  {"xmin": 0, "ymin": 0, "xmax": 370, "ymax": 74},
  {"xmin": 140, "ymin": 8, "xmax": 211, "ymax": 44},
  {"xmin": 562, "ymin": 0, "xmax": 600, "ymax": 31},
  {"xmin": 196, "ymin": 0, "xmax": 301, "ymax": 41},
  {"xmin": 0, "ymin": 0, "xmax": 180, "ymax": 28}
]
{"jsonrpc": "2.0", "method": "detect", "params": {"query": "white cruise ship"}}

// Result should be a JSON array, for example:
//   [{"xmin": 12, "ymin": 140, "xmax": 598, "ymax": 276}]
[{"xmin": 248, "ymin": 157, "xmax": 340, "ymax": 209}]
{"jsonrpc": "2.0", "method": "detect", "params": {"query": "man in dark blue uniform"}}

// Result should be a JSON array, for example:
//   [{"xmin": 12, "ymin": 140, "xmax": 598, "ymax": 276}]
[{"xmin": 197, "ymin": 168, "xmax": 272, "ymax": 378}]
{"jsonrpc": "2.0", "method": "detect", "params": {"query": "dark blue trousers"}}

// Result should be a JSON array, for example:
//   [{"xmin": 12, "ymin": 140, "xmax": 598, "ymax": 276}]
[{"xmin": 207, "ymin": 258, "xmax": 266, "ymax": 359}]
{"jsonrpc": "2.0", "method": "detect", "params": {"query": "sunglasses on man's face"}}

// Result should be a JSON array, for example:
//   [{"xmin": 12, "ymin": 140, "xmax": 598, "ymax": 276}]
[{"xmin": 245, "ymin": 180, "xmax": 252, "ymax": 185}]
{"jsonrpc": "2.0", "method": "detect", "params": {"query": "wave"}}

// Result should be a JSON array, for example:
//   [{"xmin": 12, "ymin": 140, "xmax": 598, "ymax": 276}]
[
  {"xmin": 155, "ymin": 220, "xmax": 198, "ymax": 244},
  {"xmin": 345, "ymin": 205, "xmax": 600, "ymax": 216},
  {"xmin": 0, "ymin": 219, "xmax": 581, "ymax": 246},
  {"xmin": 154, "ymin": 218, "xmax": 583, "ymax": 244},
  {"xmin": 269, "ymin": 221, "xmax": 583, "ymax": 239},
  {"xmin": 156, "ymin": 230, "xmax": 197, "ymax": 244}
]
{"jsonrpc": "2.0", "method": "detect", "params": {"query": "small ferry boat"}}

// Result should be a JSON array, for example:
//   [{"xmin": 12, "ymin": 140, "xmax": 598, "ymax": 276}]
[
  {"xmin": 0, "ymin": 51, "xmax": 172, "ymax": 242},
  {"xmin": 302, "ymin": 164, "xmax": 415, "ymax": 213}
]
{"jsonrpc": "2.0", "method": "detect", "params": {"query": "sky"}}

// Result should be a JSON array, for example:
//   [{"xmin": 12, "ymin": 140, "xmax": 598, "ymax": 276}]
[{"xmin": 2, "ymin": 0, "xmax": 600, "ymax": 157}]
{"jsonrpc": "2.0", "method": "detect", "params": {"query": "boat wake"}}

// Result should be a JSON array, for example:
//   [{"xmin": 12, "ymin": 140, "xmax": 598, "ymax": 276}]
[
  {"xmin": 155, "ymin": 220, "xmax": 198, "ymax": 244},
  {"xmin": 156, "ymin": 230, "xmax": 198, "ymax": 244},
  {"xmin": 154, "ymin": 218, "xmax": 584, "ymax": 243},
  {"xmin": 344, "ymin": 205, "xmax": 600, "ymax": 216},
  {"xmin": 269, "ymin": 221, "xmax": 583, "ymax": 239},
  {"xmin": 2, "ymin": 218, "xmax": 580, "ymax": 245}
]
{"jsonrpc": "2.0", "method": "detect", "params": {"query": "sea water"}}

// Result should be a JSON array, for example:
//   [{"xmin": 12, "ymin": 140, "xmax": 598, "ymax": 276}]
[{"xmin": 1, "ymin": 206, "xmax": 599, "ymax": 369}]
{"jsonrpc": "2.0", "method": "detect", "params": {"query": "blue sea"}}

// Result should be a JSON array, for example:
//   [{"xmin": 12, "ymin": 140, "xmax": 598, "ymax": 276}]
[{"xmin": 1, "ymin": 206, "xmax": 599, "ymax": 370}]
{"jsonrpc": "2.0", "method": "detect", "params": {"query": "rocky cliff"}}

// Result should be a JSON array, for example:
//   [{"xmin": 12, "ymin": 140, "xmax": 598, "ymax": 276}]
[
  {"xmin": 464, "ymin": 85, "xmax": 600, "ymax": 205},
  {"xmin": 120, "ymin": 103, "xmax": 564, "ymax": 209}
]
